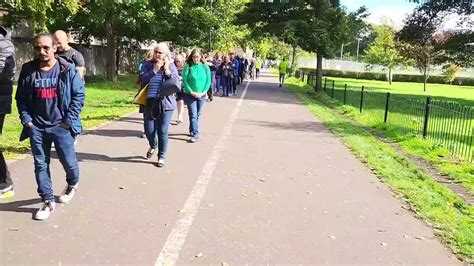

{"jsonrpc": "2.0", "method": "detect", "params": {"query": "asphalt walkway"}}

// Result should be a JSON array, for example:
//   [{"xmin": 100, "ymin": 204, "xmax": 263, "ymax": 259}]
[{"xmin": 0, "ymin": 70, "xmax": 460, "ymax": 265}]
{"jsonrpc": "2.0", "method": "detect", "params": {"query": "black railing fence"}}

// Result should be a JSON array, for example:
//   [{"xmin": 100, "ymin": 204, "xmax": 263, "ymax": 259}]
[{"xmin": 298, "ymin": 71, "xmax": 473, "ymax": 162}]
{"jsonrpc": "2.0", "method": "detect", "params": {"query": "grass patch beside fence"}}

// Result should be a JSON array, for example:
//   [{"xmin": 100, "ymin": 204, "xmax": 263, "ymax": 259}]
[
  {"xmin": 286, "ymin": 77, "xmax": 474, "ymax": 261},
  {"xmin": 1, "ymin": 75, "xmax": 138, "ymax": 159},
  {"xmin": 327, "ymin": 77, "xmax": 474, "ymax": 106},
  {"xmin": 304, "ymin": 75, "xmax": 473, "ymax": 193}
]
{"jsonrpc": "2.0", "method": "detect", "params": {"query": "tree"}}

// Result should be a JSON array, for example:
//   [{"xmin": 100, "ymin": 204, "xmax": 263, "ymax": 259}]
[
  {"xmin": 397, "ymin": 0, "xmax": 472, "ymax": 91},
  {"xmin": 364, "ymin": 23, "xmax": 406, "ymax": 84},
  {"xmin": 48, "ymin": 0, "xmax": 181, "ymax": 83},
  {"xmin": 442, "ymin": 63, "xmax": 461, "ymax": 85},
  {"xmin": 239, "ymin": 1, "xmax": 367, "ymax": 91},
  {"xmin": 2, "ymin": 0, "xmax": 81, "ymax": 32}
]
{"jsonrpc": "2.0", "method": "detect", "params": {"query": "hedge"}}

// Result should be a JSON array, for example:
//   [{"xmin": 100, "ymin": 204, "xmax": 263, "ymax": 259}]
[{"xmin": 298, "ymin": 68, "xmax": 474, "ymax": 86}]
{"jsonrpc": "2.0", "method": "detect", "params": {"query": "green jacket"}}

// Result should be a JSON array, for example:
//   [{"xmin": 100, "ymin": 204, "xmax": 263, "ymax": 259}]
[{"xmin": 182, "ymin": 63, "xmax": 211, "ymax": 94}]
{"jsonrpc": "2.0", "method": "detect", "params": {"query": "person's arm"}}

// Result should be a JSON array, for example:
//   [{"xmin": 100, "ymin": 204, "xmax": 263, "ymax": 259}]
[
  {"xmin": 182, "ymin": 64, "xmax": 192, "ymax": 94},
  {"xmin": 74, "ymin": 51, "xmax": 86, "ymax": 77},
  {"xmin": 202, "ymin": 64, "xmax": 211, "ymax": 94},
  {"xmin": 15, "ymin": 66, "xmax": 33, "ymax": 126},
  {"xmin": 62, "ymin": 67, "xmax": 85, "ymax": 129}
]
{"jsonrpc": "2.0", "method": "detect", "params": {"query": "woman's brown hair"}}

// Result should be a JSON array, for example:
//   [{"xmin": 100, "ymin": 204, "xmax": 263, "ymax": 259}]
[{"xmin": 186, "ymin": 49, "xmax": 206, "ymax": 65}]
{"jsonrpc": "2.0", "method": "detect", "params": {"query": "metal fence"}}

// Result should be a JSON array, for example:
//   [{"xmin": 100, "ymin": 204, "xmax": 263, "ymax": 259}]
[{"xmin": 300, "ymin": 71, "xmax": 473, "ymax": 162}]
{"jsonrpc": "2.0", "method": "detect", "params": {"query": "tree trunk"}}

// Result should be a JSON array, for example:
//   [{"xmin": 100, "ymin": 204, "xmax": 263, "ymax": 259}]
[
  {"xmin": 290, "ymin": 44, "xmax": 297, "ymax": 77},
  {"xmin": 105, "ymin": 16, "xmax": 117, "ymax": 83},
  {"xmin": 388, "ymin": 68, "xmax": 392, "ymax": 85},
  {"xmin": 423, "ymin": 66, "xmax": 428, "ymax": 92},
  {"xmin": 315, "ymin": 53, "xmax": 323, "ymax": 92}
]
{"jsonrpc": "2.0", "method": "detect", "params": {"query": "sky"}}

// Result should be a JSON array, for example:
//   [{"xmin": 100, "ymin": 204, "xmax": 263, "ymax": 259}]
[{"xmin": 340, "ymin": 0, "xmax": 418, "ymax": 29}]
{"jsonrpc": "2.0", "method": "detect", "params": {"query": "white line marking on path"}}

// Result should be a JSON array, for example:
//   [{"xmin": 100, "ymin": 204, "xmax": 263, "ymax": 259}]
[{"xmin": 155, "ymin": 81, "xmax": 252, "ymax": 266}]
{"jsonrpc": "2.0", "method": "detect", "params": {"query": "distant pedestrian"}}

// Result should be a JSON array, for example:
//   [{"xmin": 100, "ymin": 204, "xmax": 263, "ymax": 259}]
[
  {"xmin": 218, "ymin": 55, "xmax": 233, "ymax": 97},
  {"xmin": 174, "ymin": 54, "xmax": 185, "ymax": 125},
  {"xmin": 278, "ymin": 58, "xmax": 289, "ymax": 87}
]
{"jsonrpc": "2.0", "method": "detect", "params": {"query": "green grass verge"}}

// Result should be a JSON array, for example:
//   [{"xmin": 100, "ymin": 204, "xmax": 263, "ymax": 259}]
[
  {"xmin": 326, "ymin": 77, "xmax": 474, "ymax": 106},
  {"xmin": 312, "ymin": 75, "xmax": 474, "ymax": 193},
  {"xmin": 1, "ymin": 75, "xmax": 138, "ymax": 159},
  {"xmin": 287, "ymin": 77, "xmax": 474, "ymax": 261}
]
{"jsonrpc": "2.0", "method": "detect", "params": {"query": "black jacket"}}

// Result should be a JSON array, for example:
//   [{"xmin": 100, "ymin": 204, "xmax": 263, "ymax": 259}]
[{"xmin": 0, "ymin": 27, "xmax": 15, "ymax": 115}]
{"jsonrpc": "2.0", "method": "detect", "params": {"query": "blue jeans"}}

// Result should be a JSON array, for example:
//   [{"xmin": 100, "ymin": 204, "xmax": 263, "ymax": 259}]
[
  {"xmin": 221, "ymin": 76, "xmax": 231, "ymax": 96},
  {"xmin": 183, "ymin": 94, "xmax": 206, "ymax": 139},
  {"xmin": 144, "ymin": 108, "xmax": 174, "ymax": 160},
  {"xmin": 29, "ymin": 124, "xmax": 79, "ymax": 202},
  {"xmin": 215, "ymin": 75, "xmax": 222, "ymax": 94}
]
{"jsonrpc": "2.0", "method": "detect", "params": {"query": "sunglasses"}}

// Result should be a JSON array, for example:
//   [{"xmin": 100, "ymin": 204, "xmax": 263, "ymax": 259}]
[{"xmin": 154, "ymin": 50, "xmax": 164, "ymax": 54}]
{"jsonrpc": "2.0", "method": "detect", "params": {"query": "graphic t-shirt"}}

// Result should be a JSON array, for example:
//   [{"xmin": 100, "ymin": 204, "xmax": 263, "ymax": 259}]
[{"xmin": 32, "ymin": 62, "xmax": 62, "ymax": 127}]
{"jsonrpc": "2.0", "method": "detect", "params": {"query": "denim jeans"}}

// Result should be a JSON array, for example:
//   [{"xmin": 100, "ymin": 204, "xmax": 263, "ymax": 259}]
[
  {"xmin": 29, "ymin": 124, "xmax": 79, "ymax": 202},
  {"xmin": 144, "ymin": 108, "xmax": 174, "ymax": 160},
  {"xmin": 221, "ymin": 76, "xmax": 231, "ymax": 96},
  {"xmin": 183, "ymin": 94, "xmax": 206, "ymax": 139},
  {"xmin": 215, "ymin": 75, "xmax": 222, "ymax": 94}
]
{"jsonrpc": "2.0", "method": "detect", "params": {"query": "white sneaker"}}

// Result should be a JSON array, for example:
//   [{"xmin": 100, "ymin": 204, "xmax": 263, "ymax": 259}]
[
  {"xmin": 35, "ymin": 200, "xmax": 56, "ymax": 220},
  {"xmin": 157, "ymin": 158, "xmax": 165, "ymax": 168},
  {"xmin": 58, "ymin": 185, "xmax": 77, "ymax": 204}
]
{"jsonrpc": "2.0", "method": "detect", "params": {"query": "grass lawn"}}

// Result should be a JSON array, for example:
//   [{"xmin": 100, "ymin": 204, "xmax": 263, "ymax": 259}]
[
  {"xmin": 326, "ymin": 77, "xmax": 474, "ymax": 106},
  {"xmin": 287, "ymin": 77, "xmax": 474, "ymax": 261},
  {"xmin": 1, "ymin": 75, "xmax": 138, "ymax": 159}
]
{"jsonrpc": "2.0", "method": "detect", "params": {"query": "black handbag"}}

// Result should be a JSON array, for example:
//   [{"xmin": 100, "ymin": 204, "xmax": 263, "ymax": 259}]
[{"xmin": 160, "ymin": 75, "xmax": 181, "ymax": 97}]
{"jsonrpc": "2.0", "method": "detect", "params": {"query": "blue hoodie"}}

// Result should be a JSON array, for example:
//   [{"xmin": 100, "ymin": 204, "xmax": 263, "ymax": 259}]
[{"xmin": 16, "ymin": 57, "xmax": 85, "ymax": 141}]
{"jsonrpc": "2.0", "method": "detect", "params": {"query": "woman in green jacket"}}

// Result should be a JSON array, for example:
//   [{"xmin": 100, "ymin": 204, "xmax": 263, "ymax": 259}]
[{"xmin": 182, "ymin": 49, "xmax": 211, "ymax": 143}]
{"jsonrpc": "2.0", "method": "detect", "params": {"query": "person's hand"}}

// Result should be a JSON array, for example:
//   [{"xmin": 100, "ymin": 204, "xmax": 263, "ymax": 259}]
[
  {"xmin": 153, "ymin": 62, "xmax": 162, "ymax": 73},
  {"xmin": 26, "ymin": 122, "xmax": 34, "ymax": 128},
  {"xmin": 60, "ymin": 122, "xmax": 71, "ymax": 129}
]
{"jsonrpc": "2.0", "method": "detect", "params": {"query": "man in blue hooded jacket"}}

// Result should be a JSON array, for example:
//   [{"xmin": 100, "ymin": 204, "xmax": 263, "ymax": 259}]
[{"xmin": 16, "ymin": 33, "xmax": 85, "ymax": 220}]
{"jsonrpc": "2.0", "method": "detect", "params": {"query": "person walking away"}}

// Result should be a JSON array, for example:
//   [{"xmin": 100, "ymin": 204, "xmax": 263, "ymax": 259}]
[
  {"xmin": 182, "ymin": 49, "xmax": 211, "ymax": 143},
  {"xmin": 278, "ymin": 58, "xmax": 289, "ymax": 87},
  {"xmin": 53, "ymin": 30, "xmax": 86, "ymax": 78},
  {"xmin": 139, "ymin": 42, "xmax": 179, "ymax": 167},
  {"xmin": 0, "ymin": 26, "xmax": 15, "ymax": 199},
  {"xmin": 255, "ymin": 57, "xmax": 261, "ymax": 79},
  {"xmin": 174, "ymin": 54, "xmax": 185, "ymax": 125},
  {"xmin": 15, "ymin": 34, "xmax": 85, "ymax": 220}
]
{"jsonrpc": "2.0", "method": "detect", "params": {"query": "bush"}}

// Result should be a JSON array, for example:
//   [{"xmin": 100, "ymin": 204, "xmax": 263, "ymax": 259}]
[{"xmin": 299, "ymin": 68, "xmax": 474, "ymax": 86}]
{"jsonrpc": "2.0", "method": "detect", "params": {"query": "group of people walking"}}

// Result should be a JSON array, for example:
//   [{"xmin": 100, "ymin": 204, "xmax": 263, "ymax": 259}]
[{"xmin": 0, "ymin": 27, "xmax": 253, "ymax": 221}]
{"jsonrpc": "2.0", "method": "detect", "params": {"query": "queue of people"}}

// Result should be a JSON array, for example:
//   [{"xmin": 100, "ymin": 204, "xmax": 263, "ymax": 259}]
[{"xmin": 0, "ymin": 26, "xmax": 264, "ymax": 221}]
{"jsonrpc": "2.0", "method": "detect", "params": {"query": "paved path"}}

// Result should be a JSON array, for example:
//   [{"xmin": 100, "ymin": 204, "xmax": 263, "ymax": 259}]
[{"xmin": 0, "ymin": 70, "xmax": 461, "ymax": 265}]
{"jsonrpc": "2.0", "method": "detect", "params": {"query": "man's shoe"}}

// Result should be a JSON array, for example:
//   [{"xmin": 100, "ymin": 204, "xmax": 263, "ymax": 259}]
[
  {"xmin": 189, "ymin": 137, "xmax": 198, "ymax": 143},
  {"xmin": 146, "ymin": 148, "xmax": 156, "ymax": 159},
  {"xmin": 157, "ymin": 158, "xmax": 165, "ymax": 168},
  {"xmin": 0, "ymin": 185, "xmax": 14, "ymax": 199},
  {"xmin": 35, "ymin": 200, "xmax": 56, "ymax": 220},
  {"xmin": 58, "ymin": 185, "xmax": 77, "ymax": 204}
]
